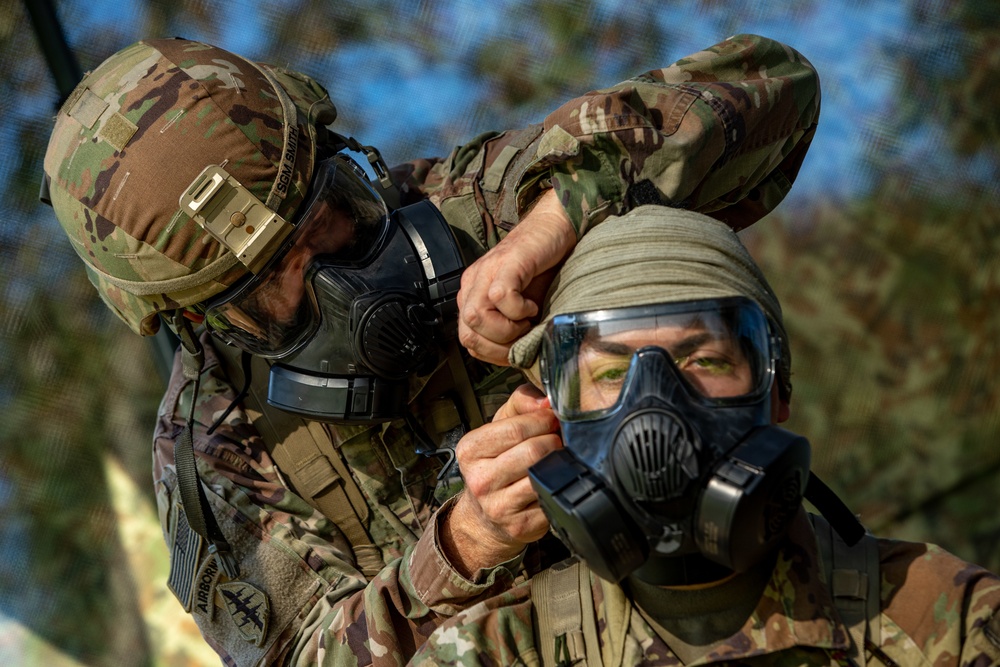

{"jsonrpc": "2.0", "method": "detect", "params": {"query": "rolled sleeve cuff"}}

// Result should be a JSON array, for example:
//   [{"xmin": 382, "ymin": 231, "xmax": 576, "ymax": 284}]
[
  {"xmin": 528, "ymin": 122, "xmax": 630, "ymax": 239},
  {"xmin": 407, "ymin": 496, "xmax": 525, "ymax": 615}
]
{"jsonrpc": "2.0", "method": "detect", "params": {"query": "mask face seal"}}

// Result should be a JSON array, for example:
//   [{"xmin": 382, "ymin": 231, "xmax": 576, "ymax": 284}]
[
  {"xmin": 528, "ymin": 297, "xmax": 810, "ymax": 584},
  {"xmin": 190, "ymin": 153, "xmax": 464, "ymax": 422}
]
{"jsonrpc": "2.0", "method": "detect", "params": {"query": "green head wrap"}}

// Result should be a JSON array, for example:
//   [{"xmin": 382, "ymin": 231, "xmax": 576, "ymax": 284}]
[{"xmin": 509, "ymin": 205, "xmax": 792, "ymax": 400}]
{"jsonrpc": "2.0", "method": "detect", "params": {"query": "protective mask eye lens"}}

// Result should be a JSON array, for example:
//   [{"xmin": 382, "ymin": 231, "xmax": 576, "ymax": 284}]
[
  {"xmin": 543, "ymin": 298, "xmax": 775, "ymax": 421},
  {"xmin": 201, "ymin": 154, "xmax": 390, "ymax": 358},
  {"xmin": 577, "ymin": 346, "xmax": 634, "ymax": 412},
  {"xmin": 205, "ymin": 274, "xmax": 317, "ymax": 356}
]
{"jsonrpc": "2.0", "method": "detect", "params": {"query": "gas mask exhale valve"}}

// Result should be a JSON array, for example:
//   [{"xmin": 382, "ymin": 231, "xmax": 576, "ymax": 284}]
[{"xmin": 528, "ymin": 298, "xmax": 811, "ymax": 585}]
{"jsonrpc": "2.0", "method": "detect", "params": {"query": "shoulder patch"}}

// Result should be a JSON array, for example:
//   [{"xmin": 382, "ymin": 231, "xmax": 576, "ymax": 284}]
[
  {"xmin": 166, "ymin": 501, "xmax": 203, "ymax": 611},
  {"xmin": 192, "ymin": 553, "xmax": 223, "ymax": 622},
  {"xmin": 219, "ymin": 581, "xmax": 271, "ymax": 647}
]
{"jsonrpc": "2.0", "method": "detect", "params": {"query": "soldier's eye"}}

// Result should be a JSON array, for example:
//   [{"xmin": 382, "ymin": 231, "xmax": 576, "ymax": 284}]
[{"xmin": 675, "ymin": 354, "xmax": 735, "ymax": 376}]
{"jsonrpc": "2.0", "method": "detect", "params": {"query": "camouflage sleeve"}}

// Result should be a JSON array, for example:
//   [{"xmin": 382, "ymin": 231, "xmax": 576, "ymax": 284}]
[
  {"xmin": 153, "ymin": 338, "xmax": 525, "ymax": 666},
  {"xmin": 288, "ymin": 497, "xmax": 525, "ymax": 666},
  {"xmin": 391, "ymin": 33, "xmax": 819, "ymax": 253},
  {"xmin": 407, "ymin": 581, "xmax": 538, "ymax": 667},
  {"xmin": 876, "ymin": 539, "xmax": 1000, "ymax": 665}
]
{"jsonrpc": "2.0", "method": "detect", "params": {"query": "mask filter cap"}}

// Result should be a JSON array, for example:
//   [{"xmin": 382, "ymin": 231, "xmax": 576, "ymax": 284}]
[{"xmin": 358, "ymin": 297, "xmax": 436, "ymax": 378}]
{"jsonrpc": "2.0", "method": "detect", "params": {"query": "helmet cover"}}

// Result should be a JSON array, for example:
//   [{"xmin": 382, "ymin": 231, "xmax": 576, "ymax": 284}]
[{"xmin": 43, "ymin": 37, "xmax": 337, "ymax": 335}]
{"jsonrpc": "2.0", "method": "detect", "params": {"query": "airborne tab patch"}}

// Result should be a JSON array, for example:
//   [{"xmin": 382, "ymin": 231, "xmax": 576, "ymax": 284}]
[
  {"xmin": 192, "ymin": 552, "xmax": 223, "ymax": 621},
  {"xmin": 219, "ymin": 581, "xmax": 270, "ymax": 647}
]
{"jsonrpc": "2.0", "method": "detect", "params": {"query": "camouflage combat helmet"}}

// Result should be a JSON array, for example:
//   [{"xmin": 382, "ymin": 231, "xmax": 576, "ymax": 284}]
[{"xmin": 43, "ymin": 37, "xmax": 338, "ymax": 335}]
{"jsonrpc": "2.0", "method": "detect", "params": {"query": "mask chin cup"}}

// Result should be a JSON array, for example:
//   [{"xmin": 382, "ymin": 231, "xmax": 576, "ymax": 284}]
[
  {"xmin": 266, "ymin": 364, "xmax": 408, "ymax": 423},
  {"xmin": 529, "ymin": 449, "xmax": 649, "ymax": 583},
  {"xmin": 695, "ymin": 425, "xmax": 811, "ymax": 572}
]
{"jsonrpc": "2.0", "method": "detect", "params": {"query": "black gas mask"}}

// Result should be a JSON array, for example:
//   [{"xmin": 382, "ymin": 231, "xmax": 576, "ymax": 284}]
[
  {"xmin": 182, "ymin": 150, "xmax": 463, "ymax": 423},
  {"xmin": 528, "ymin": 297, "xmax": 812, "ymax": 585}
]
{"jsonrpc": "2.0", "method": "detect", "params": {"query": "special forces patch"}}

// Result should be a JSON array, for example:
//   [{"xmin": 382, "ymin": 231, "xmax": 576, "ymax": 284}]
[
  {"xmin": 166, "ymin": 502, "xmax": 203, "ymax": 610},
  {"xmin": 219, "ymin": 581, "xmax": 270, "ymax": 647}
]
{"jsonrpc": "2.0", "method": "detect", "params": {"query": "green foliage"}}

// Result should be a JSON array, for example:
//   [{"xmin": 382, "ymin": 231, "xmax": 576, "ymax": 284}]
[
  {"xmin": 0, "ymin": 241, "xmax": 162, "ymax": 664},
  {"xmin": 898, "ymin": 0, "xmax": 1000, "ymax": 159},
  {"xmin": 744, "ymin": 187, "xmax": 1000, "ymax": 571}
]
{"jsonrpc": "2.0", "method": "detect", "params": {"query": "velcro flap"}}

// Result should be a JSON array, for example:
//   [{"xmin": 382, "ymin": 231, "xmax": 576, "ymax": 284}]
[
  {"xmin": 548, "ymin": 561, "xmax": 584, "ymax": 636},
  {"xmin": 68, "ymin": 87, "xmax": 108, "ymax": 129},
  {"xmin": 482, "ymin": 145, "xmax": 520, "ymax": 193},
  {"xmin": 832, "ymin": 568, "xmax": 868, "ymax": 600},
  {"xmin": 98, "ymin": 112, "xmax": 138, "ymax": 152}
]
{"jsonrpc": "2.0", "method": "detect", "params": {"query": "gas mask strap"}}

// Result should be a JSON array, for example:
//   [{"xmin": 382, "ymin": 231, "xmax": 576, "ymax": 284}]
[
  {"xmin": 804, "ymin": 471, "xmax": 866, "ymax": 546},
  {"xmin": 328, "ymin": 131, "xmax": 401, "ymax": 210},
  {"xmin": 170, "ymin": 311, "xmax": 241, "ymax": 578}
]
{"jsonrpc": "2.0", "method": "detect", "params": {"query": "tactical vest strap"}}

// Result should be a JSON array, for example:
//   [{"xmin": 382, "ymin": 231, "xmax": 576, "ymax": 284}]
[
  {"xmin": 532, "ymin": 557, "xmax": 602, "ymax": 667},
  {"xmin": 811, "ymin": 513, "xmax": 881, "ymax": 663},
  {"xmin": 215, "ymin": 343, "xmax": 385, "ymax": 579},
  {"xmin": 445, "ymin": 343, "xmax": 485, "ymax": 429}
]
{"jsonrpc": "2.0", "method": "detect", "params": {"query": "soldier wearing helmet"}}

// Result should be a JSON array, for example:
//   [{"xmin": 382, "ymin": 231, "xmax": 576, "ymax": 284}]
[
  {"xmin": 43, "ymin": 34, "xmax": 821, "ymax": 665},
  {"xmin": 411, "ymin": 206, "xmax": 1000, "ymax": 667}
]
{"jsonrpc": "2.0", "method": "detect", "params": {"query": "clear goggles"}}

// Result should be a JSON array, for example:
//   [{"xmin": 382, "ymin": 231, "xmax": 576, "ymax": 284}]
[
  {"xmin": 539, "ymin": 297, "xmax": 779, "ymax": 422},
  {"xmin": 202, "ymin": 155, "xmax": 389, "ymax": 357}
]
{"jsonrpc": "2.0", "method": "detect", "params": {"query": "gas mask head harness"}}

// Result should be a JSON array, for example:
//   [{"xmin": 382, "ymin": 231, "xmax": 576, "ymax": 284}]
[
  {"xmin": 180, "ymin": 137, "xmax": 464, "ymax": 423},
  {"xmin": 530, "ymin": 296, "xmax": 824, "ymax": 585}
]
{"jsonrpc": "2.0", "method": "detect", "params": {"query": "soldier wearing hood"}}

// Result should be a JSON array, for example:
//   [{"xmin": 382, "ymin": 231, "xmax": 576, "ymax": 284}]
[{"xmin": 408, "ymin": 206, "xmax": 1000, "ymax": 666}]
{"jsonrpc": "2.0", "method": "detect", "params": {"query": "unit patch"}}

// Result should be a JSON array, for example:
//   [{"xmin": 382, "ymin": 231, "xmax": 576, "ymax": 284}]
[
  {"xmin": 166, "ymin": 502, "xmax": 203, "ymax": 610},
  {"xmin": 192, "ymin": 553, "xmax": 223, "ymax": 621},
  {"xmin": 219, "ymin": 581, "xmax": 270, "ymax": 646}
]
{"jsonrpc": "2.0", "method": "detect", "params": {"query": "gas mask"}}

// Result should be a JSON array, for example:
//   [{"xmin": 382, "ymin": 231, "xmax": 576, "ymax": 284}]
[
  {"xmin": 528, "ymin": 297, "xmax": 811, "ymax": 585},
  {"xmin": 180, "ymin": 150, "xmax": 464, "ymax": 422}
]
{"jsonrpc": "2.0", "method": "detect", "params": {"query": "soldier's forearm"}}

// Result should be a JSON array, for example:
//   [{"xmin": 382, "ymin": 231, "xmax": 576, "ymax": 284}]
[{"xmin": 438, "ymin": 493, "xmax": 527, "ymax": 579}]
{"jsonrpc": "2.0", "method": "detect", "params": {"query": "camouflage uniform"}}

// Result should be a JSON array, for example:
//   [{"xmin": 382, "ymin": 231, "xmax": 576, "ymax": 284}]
[
  {"xmin": 46, "ymin": 34, "xmax": 820, "ymax": 666},
  {"xmin": 408, "ymin": 509, "xmax": 1000, "ymax": 666}
]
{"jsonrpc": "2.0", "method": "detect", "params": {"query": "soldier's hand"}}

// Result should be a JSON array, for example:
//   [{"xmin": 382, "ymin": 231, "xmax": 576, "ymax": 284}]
[
  {"xmin": 457, "ymin": 188, "xmax": 575, "ymax": 365},
  {"xmin": 440, "ymin": 384, "xmax": 563, "ymax": 577}
]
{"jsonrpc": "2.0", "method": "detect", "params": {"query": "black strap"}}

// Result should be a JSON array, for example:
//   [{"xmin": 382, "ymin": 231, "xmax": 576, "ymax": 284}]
[
  {"xmin": 805, "ymin": 472, "xmax": 866, "ymax": 546},
  {"xmin": 171, "ymin": 313, "xmax": 240, "ymax": 578}
]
